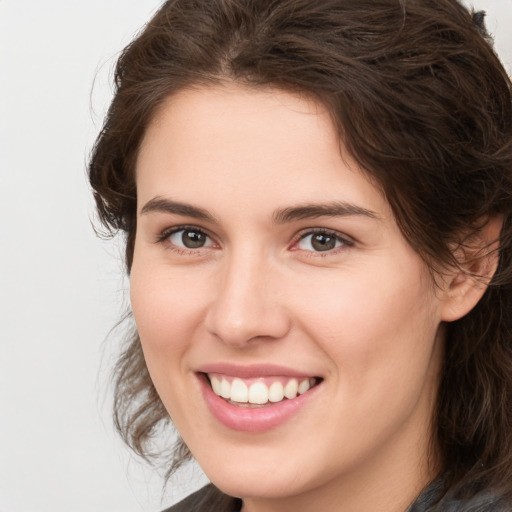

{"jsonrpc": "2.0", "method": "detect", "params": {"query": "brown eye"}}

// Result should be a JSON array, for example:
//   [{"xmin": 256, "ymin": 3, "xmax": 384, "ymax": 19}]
[
  {"xmin": 169, "ymin": 229, "xmax": 213, "ymax": 249},
  {"xmin": 297, "ymin": 231, "xmax": 346, "ymax": 252}
]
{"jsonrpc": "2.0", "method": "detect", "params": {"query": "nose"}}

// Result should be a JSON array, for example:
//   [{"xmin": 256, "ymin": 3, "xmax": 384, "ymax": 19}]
[{"xmin": 204, "ymin": 250, "xmax": 291, "ymax": 347}]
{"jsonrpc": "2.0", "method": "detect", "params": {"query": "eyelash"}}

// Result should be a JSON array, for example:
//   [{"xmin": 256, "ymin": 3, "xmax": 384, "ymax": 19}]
[
  {"xmin": 156, "ymin": 225, "xmax": 216, "ymax": 255},
  {"xmin": 292, "ymin": 228, "xmax": 354, "ymax": 255},
  {"xmin": 156, "ymin": 225, "xmax": 354, "ymax": 256}
]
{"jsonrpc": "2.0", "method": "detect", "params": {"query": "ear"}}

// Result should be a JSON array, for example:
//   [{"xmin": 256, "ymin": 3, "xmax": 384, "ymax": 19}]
[{"xmin": 441, "ymin": 216, "xmax": 502, "ymax": 322}]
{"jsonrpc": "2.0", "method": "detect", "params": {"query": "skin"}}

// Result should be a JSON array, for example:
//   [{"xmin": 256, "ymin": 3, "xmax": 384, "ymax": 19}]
[{"xmin": 130, "ymin": 84, "xmax": 477, "ymax": 512}]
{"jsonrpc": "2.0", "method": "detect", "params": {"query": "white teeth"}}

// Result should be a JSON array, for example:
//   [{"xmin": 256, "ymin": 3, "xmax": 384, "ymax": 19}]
[
  {"xmin": 298, "ymin": 378, "xmax": 311, "ymax": 395},
  {"xmin": 208, "ymin": 374, "xmax": 317, "ymax": 404},
  {"xmin": 231, "ymin": 378, "xmax": 249, "ymax": 403},
  {"xmin": 249, "ymin": 382, "xmax": 269, "ymax": 404},
  {"xmin": 220, "ymin": 378, "xmax": 231, "ymax": 399},
  {"xmin": 284, "ymin": 378, "xmax": 299, "ymax": 399},
  {"xmin": 211, "ymin": 376, "xmax": 221, "ymax": 395},
  {"xmin": 268, "ymin": 381, "xmax": 284, "ymax": 403}
]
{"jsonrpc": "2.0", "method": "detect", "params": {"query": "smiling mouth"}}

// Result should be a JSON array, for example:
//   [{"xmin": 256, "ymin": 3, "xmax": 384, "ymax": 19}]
[{"xmin": 204, "ymin": 373, "xmax": 322, "ymax": 407}]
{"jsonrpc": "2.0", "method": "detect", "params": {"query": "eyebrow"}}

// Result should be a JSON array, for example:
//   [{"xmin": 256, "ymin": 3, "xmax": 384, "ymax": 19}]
[
  {"xmin": 272, "ymin": 201, "xmax": 379, "ymax": 224},
  {"xmin": 140, "ymin": 197, "xmax": 216, "ymax": 221},
  {"xmin": 140, "ymin": 197, "xmax": 379, "ymax": 224}
]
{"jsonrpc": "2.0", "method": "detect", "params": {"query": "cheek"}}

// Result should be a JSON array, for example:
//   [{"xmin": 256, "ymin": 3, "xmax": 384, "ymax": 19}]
[
  {"xmin": 294, "ymin": 261, "xmax": 441, "ymax": 388},
  {"xmin": 294, "ymin": 268, "xmax": 442, "ymax": 452},
  {"xmin": 129, "ymin": 263, "xmax": 204, "ymax": 367},
  {"xmin": 129, "ymin": 263, "xmax": 209, "ymax": 427}
]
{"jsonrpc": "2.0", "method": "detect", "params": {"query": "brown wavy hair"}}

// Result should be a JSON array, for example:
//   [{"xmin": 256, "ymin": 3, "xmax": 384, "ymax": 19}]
[{"xmin": 89, "ymin": 0, "xmax": 512, "ymax": 497}]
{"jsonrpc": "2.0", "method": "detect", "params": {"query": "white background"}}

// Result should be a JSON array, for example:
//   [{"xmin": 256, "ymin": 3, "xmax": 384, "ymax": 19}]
[{"xmin": 0, "ymin": 1, "xmax": 511, "ymax": 511}]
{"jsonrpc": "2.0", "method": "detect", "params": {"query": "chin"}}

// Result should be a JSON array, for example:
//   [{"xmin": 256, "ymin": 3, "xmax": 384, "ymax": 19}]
[{"xmin": 207, "ymin": 469, "xmax": 308, "ymax": 501}]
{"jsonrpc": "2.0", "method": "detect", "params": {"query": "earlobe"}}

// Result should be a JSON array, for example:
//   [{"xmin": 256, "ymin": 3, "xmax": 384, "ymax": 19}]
[{"xmin": 440, "ymin": 216, "xmax": 502, "ymax": 323}]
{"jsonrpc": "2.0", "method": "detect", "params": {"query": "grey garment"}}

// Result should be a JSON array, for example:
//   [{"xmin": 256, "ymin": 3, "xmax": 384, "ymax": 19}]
[
  {"xmin": 163, "ymin": 485, "xmax": 241, "ymax": 512},
  {"xmin": 164, "ymin": 479, "xmax": 510, "ymax": 512},
  {"xmin": 407, "ymin": 477, "xmax": 511, "ymax": 512}
]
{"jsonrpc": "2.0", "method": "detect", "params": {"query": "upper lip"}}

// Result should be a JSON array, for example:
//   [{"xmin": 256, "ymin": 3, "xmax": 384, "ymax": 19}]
[{"xmin": 197, "ymin": 362, "xmax": 319, "ymax": 379}]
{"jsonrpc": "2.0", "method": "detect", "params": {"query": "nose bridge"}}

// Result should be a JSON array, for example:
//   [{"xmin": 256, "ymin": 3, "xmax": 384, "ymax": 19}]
[{"xmin": 205, "ymin": 245, "xmax": 289, "ymax": 346}]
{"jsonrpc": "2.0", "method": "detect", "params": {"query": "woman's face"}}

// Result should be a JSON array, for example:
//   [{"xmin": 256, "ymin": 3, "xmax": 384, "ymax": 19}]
[{"xmin": 131, "ymin": 84, "xmax": 450, "ymax": 510}]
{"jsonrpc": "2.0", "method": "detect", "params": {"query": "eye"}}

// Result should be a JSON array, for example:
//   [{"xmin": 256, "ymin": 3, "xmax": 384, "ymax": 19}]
[
  {"xmin": 295, "ymin": 230, "xmax": 350, "ymax": 252},
  {"xmin": 167, "ymin": 228, "xmax": 214, "ymax": 249}
]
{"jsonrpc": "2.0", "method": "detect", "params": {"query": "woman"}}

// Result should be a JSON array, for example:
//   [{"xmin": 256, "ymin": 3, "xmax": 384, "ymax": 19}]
[{"xmin": 89, "ymin": 0, "xmax": 512, "ymax": 510}]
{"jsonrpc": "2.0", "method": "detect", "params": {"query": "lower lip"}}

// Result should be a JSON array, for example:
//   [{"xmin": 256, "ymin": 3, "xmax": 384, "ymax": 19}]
[{"xmin": 199, "ymin": 374, "xmax": 319, "ymax": 432}]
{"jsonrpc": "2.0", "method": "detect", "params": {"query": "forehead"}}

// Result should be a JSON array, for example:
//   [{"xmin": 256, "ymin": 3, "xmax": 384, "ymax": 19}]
[
  {"xmin": 139, "ymin": 84, "xmax": 333, "ymax": 166},
  {"xmin": 135, "ymin": 83, "xmax": 391, "ymax": 220}
]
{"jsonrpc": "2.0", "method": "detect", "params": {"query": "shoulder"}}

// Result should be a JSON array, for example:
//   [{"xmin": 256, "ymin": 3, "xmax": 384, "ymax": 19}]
[
  {"xmin": 432, "ymin": 492, "xmax": 512, "ymax": 512},
  {"xmin": 408, "ymin": 476, "xmax": 512, "ymax": 512},
  {"xmin": 162, "ymin": 484, "xmax": 242, "ymax": 512}
]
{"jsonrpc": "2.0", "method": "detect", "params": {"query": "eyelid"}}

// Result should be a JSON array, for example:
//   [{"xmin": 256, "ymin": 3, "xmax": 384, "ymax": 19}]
[
  {"xmin": 291, "ymin": 227, "xmax": 355, "ymax": 252},
  {"xmin": 155, "ymin": 224, "xmax": 353, "ymax": 255},
  {"xmin": 156, "ymin": 224, "xmax": 218, "ymax": 251}
]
